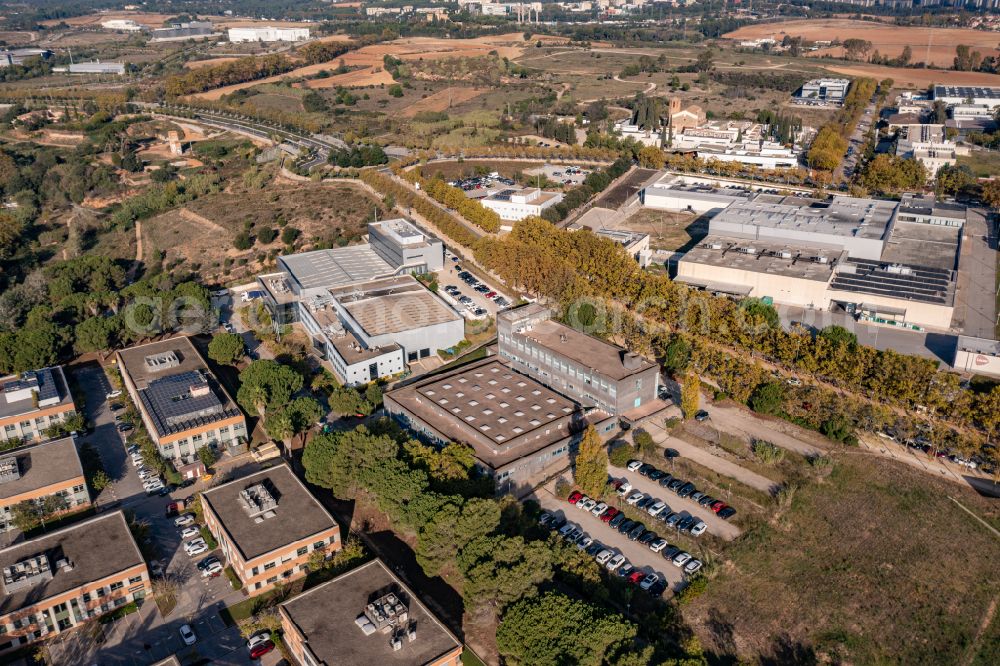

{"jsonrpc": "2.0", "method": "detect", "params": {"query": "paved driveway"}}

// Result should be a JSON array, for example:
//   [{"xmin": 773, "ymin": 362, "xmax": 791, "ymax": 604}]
[{"xmin": 72, "ymin": 363, "xmax": 146, "ymax": 505}]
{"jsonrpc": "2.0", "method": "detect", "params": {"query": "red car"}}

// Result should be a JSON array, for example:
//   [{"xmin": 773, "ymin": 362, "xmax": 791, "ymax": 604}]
[
  {"xmin": 568, "ymin": 491, "xmax": 583, "ymax": 504},
  {"xmin": 601, "ymin": 508, "xmax": 619, "ymax": 523},
  {"xmin": 711, "ymin": 501, "xmax": 728, "ymax": 514},
  {"xmin": 627, "ymin": 571, "xmax": 645, "ymax": 585},
  {"xmin": 485, "ymin": 291, "xmax": 497, "ymax": 298},
  {"xmin": 249, "ymin": 640, "xmax": 275, "ymax": 659}
]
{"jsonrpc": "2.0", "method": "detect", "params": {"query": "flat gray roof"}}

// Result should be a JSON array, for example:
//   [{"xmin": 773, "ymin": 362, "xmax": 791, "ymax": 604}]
[
  {"xmin": 387, "ymin": 357, "xmax": 611, "ymax": 469},
  {"xmin": 0, "ymin": 437, "xmax": 84, "ymax": 501},
  {"xmin": 521, "ymin": 319, "xmax": 657, "ymax": 381},
  {"xmin": 281, "ymin": 559, "xmax": 461, "ymax": 666},
  {"xmin": 881, "ymin": 221, "xmax": 961, "ymax": 272},
  {"xmin": 680, "ymin": 235, "xmax": 843, "ymax": 282},
  {"xmin": 0, "ymin": 511, "xmax": 144, "ymax": 616},
  {"xmin": 279, "ymin": 246, "xmax": 396, "ymax": 291},
  {"xmin": 711, "ymin": 194, "xmax": 896, "ymax": 241},
  {"xmin": 956, "ymin": 335, "xmax": 1000, "ymax": 356},
  {"xmin": 201, "ymin": 464, "xmax": 338, "ymax": 561},
  {"xmin": 343, "ymin": 288, "xmax": 461, "ymax": 337}
]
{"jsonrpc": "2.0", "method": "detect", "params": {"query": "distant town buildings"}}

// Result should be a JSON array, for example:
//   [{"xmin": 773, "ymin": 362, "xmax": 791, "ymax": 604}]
[
  {"xmin": 0, "ymin": 367, "xmax": 76, "ymax": 445},
  {"xmin": 0, "ymin": 511, "xmax": 150, "ymax": 655},
  {"xmin": 933, "ymin": 85, "xmax": 1000, "ymax": 109},
  {"xmin": 0, "ymin": 49, "xmax": 52, "ymax": 68},
  {"xmin": 0, "ymin": 436, "xmax": 89, "ymax": 534},
  {"xmin": 279, "ymin": 558, "xmax": 463, "ymax": 666},
  {"xmin": 201, "ymin": 465, "xmax": 341, "ymax": 593},
  {"xmin": 151, "ymin": 21, "xmax": 217, "ymax": 41},
  {"xmin": 228, "ymin": 26, "xmax": 310, "ymax": 43},
  {"xmin": 101, "ymin": 19, "xmax": 144, "ymax": 32},
  {"xmin": 116, "ymin": 336, "xmax": 247, "ymax": 462},
  {"xmin": 794, "ymin": 78, "xmax": 850, "ymax": 105}
]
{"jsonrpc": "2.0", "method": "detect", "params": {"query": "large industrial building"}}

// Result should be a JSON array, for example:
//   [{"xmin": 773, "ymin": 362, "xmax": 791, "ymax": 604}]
[
  {"xmin": 386, "ymin": 305, "xmax": 661, "ymax": 493},
  {"xmin": 258, "ymin": 220, "xmax": 462, "ymax": 385},
  {"xmin": 933, "ymin": 85, "xmax": 1000, "ymax": 109},
  {"xmin": 0, "ymin": 367, "xmax": 77, "ymax": 445},
  {"xmin": 116, "ymin": 336, "xmax": 247, "ymax": 461},
  {"xmin": 673, "ymin": 192, "xmax": 965, "ymax": 330},
  {"xmin": 228, "ymin": 26, "xmax": 310, "ymax": 42}
]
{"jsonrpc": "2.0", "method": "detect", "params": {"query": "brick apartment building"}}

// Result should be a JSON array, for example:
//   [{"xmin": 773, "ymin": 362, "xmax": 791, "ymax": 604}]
[
  {"xmin": 280, "ymin": 559, "xmax": 462, "ymax": 666},
  {"xmin": 116, "ymin": 336, "xmax": 247, "ymax": 462},
  {"xmin": 0, "ymin": 436, "xmax": 90, "ymax": 534},
  {"xmin": 201, "ymin": 465, "xmax": 341, "ymax": 593},
  {"xmin": 0, "ymin": 511, "xmax": 151, "ymax": 655},
  {"xmin": 0, "ymin": 367, "xmax": 77, "ymax": 445}
]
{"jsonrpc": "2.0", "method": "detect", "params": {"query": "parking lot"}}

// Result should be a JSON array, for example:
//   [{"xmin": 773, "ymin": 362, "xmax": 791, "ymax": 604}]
[
  {"xmin": 523, "ymin": 163, "xmax": 591, "ymax": 186},
  {"xmin": 435, "ymin": 253, "xmax": 512, "ymax": 319},
  {"xmin": 608, "ymin": 463, "xmax": 742, "ymax": 541},
  {"xmin": 535, "ymin": 488, "xmax": 686, "ymax": 592}
]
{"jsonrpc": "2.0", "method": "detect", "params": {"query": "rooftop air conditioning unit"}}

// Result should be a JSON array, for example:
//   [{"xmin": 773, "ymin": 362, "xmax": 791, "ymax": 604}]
[{"xmin": 391, "ymin": 637, "xmax": 402, "ymax": 651}]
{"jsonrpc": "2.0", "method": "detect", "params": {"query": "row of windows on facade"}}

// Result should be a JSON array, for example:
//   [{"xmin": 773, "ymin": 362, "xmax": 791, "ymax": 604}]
[
  {"xmin": 160, "ymin": 423, "xmax": 245, "ymax": 451},
  {"xmin": 1, "ymin": 412, "xmax": 71, "ymax": 438},
  {"xmin": 503, "ymin": 352, "xmax": 615, "ymax": 413},
  {"xmin": 1, "ymin": 575, "xmax": 144, "ymax": 634},
  {"xmin": 247, "ymin": 537, "xmax": 332, "ymax": 579},
  {"xmin": 500, "ymin": 337, "xmax": 620, "ymax": 396}
]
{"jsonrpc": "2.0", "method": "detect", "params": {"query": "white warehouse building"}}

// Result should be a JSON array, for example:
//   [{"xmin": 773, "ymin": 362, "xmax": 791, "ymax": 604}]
[
  {"xmin": 228, "ymin": 26, "xmax": 310, "ymax": 43},
  {"xmin": 256, "ymin": 220, "xmax": 463, "ymax": 385},
  {"xmin": 481, "ymin": 187, "xmax": 563, "ymax": 225}
]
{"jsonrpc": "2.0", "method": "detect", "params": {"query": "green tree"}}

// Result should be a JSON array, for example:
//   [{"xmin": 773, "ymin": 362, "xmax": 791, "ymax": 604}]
[
  {"xmin": 302, "ymin": 431, "xmax": 339, "ymax": 489},
  {"xmin": 207, "ymin": 332, "xmax": 245, "ymax": 366},
  {"xmin": 197, "ymin": 444, "xmax": 218, "ymax": 470},
  {"xmin": 497, "ymin": 592, "xmax": 637, "ymax": 666},
  {"xmin": 457, "ymin": 534, "xmax": 552, "ymax": 613},
  {"xmin": 819, "ymin": 325, "xmax": 857, "ymax": 348},
  {"xmin": 387, "ymin": 84, "xmax": 404, "ymax": 98},
  {"xmin": 74, "ymin": 316, "xmax": 116, "ymax": 354},
  {"xmin": 233, "ymin": 231, "xmax": 252, "ymax": 251},
  {"xmin": 608, "ymin": 441, "xmax": 636, "ymax": 467},
  {"xmin": 749, "ymin": 382, "xmax": 784, "ymax": 415},
  {"xmin": 661, "ymin": 334, "xmax": 691, "ymax": 374},
  {"xmin": 633, "ymin": 430, "xmax": 657, "ymax": 459},
  {"xmin": 573, "ymin": 427, "xmax": 608, "ymax": 497},
  {"xmin": 740, "ymin": 297, "xmax": 780, "ymax": 329},
  {"xmin": 90, "ymin": 469, "xmax": 111, "ymax": 493},
  {"xmin": 236, "ymin": 360, "xmax": 303, "ymax": 417},
  {"xmin": 680, "ymin": 371, "xmax": 700, "ymax": 419},
  {"xmin": 257, "ymin": 226, "xmax": 277, "ymax": 244},
  {"xmin": 416, "ymin": 498, "xmax": 501, "ymax": 577}
]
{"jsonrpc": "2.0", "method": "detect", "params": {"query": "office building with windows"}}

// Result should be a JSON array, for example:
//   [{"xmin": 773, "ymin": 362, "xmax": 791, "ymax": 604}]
[
  {"xmin": 0, "ymin": 436, "xmax": 89, "ymax": 534},
  {"xmin": 0, "ymin": 367, "xmax": 77, "ymax": 445},
  {"xmin": 201, "ymin": 465, "xmax": 341, "ymax": 593},
  {"xmin": 116, "ymin": 336, "xmax": 247, "ymax": 461},
  {"xmin": 0, "ymin": 511, "xmax": 150, "ymax": 655},
  {"xmin": 497, "ymin": 305, "xmax": 660, "ymax": 416}
]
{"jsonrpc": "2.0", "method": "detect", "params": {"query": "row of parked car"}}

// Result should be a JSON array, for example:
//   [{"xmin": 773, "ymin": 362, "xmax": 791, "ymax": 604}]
[
  {"xmin": 128, "ymin": 444, "xmax": 168, "ymax": 496},
  {"xmin": 625, "ymin": 460, "xmax": 737, "ymax": 521},
  {"xmin": 877, "ymin": 430, "xmax": 987, "ymax": 471}
]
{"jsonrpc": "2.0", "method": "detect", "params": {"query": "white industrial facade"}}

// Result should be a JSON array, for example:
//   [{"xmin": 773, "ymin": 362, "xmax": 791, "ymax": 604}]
[{"xmin": 228, "ymin": 26, "xmax": 309, "ymax": 42}]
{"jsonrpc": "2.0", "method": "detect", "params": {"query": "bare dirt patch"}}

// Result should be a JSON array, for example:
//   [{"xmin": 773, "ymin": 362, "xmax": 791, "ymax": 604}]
[
  {"xmin": 617, "ymin": 207, "xmax": 708, "ymax": 252},
  {"xmin": 825, "ymin": 62, "xmax": 1000, "ymax": 88},
  {"xmin": 400, "ymin": 87, "xmax": 486, "ymax": 117},
  {"xmin": 190, "ymin": 33, "xmax": 563, "ymax": 99},
  {"xmin": 724, "ymin": 19, "xmax": 1000, "ymax": 68}
]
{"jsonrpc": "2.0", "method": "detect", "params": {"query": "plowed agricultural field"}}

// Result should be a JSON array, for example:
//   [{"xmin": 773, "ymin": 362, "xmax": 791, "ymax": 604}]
[{"xmin": 725, "ymin": 19, "xmax": 1000, "ymax": 69}]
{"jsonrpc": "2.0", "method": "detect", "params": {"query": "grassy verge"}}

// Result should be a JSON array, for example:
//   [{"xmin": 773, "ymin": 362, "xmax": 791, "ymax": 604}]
[
  {"xmin": 155, "ymin": 591, "xmax": 177, "ymax": 617},
  {"xmin": 684, "ymin": 454, "xmax": 1000, "ymax": 664},
  {"xmin": 199, "ymin": 526, "xmax": 218, "ymax": 549},
  {"xmin": 99, "ymin": 602, "xmax": 139, "ymax": 624},
  {"xmin": 461, "ymin": 648, "xmax": 489, "ymax": 666},
  {"xmin": 22, "ymin": 507, "xmax": 96, "ymax": 540},
  {"xmin": 224, "ymin": 565, "xmax": 242, "ymax": 591}
]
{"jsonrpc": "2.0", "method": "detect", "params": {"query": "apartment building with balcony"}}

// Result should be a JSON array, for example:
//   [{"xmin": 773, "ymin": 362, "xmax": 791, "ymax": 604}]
[
  {"xmin": 0, "ymin": 511, "xmax": 150, "ymax": 655},
  {"xmin": 116, "ymin": 336, "xmax": 247, "ymax": 462},
  {"xmin": 0, "ymin": 367, "xmax": 76, "ymax": 445},
  {"xmin": 201, "ymin": 465, "xmax": 341, "ymax": 593},
  {"xmin": 0, "ymin": 436, "xmax": 89, "ymax": 534}
]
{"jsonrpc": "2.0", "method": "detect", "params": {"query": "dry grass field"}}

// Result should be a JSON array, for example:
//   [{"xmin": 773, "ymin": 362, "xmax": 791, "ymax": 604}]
[
  {"xmin": 617, "ymin": 207, "xmax": 708, "ymax": 252},
  {"xmin": 684, "ymin": 453, "xmax": 1000, "ymax": 665},
  {"xmin": 142, "ymin": 179, "xmax": 385, "ymax": 283},
  {"xmin": 190, "ymin": 33, "xmax": 560, "ymax": 99},
  {"xmin": 400, "ymin": 87, "xmax": 486, "ymax": 117},
  {"xmin": 725, "ymin": 19, "xmax": 1000, "ymax": 68}
]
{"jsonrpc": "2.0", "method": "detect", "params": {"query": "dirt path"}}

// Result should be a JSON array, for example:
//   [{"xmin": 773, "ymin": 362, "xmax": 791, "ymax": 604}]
[
  {"xmin": 178, "ymin": 207, "xmax": 227, "ymax": 234},
  {"xmin": 962, "ymin": 589, "xmax": 999, "ymax": 666},
  {"xmin": 613, "ymin": 75, "xmax": 656, "ymax": 95},
  {"xmin": 643, "ymin": 420, "xmax": 780, "ymax": 495},
  {"xmin": 704, "ymin": 403, "xmax": 826, "ymax": 457}
]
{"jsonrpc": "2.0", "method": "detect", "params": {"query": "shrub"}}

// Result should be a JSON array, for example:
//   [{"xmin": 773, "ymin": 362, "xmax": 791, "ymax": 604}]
[
  {"xmin": 224, "ymin": 565, "xmax": 242, "ymax": 590},
  {"xmin": 749, "ymin": 382, "xmax": 784, "ymax": 415},
  {"xmin": 554, "ymin": 477, "xmax": 572, "ymax": 499},
  {"xmin": 751, "ymin": 439, "xmax": 785, "ymax": 465},
  {"xmin": 675, "ymin": 575, "xmax": 708, "ymax": 605},
  {"xmin": 608, "ymin": 441, "xmax": 636, "ymax": 467},
  {"xmin": 257, "ymin": 226, "xmax": 276, "ymax": 244},
  {"xmin": 633, "ymin": 430, "xmax": 657, "ymax": 458},
  {"xmin": 233, "ymin": 232, "xmax": 252, "ymax": 251}
]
